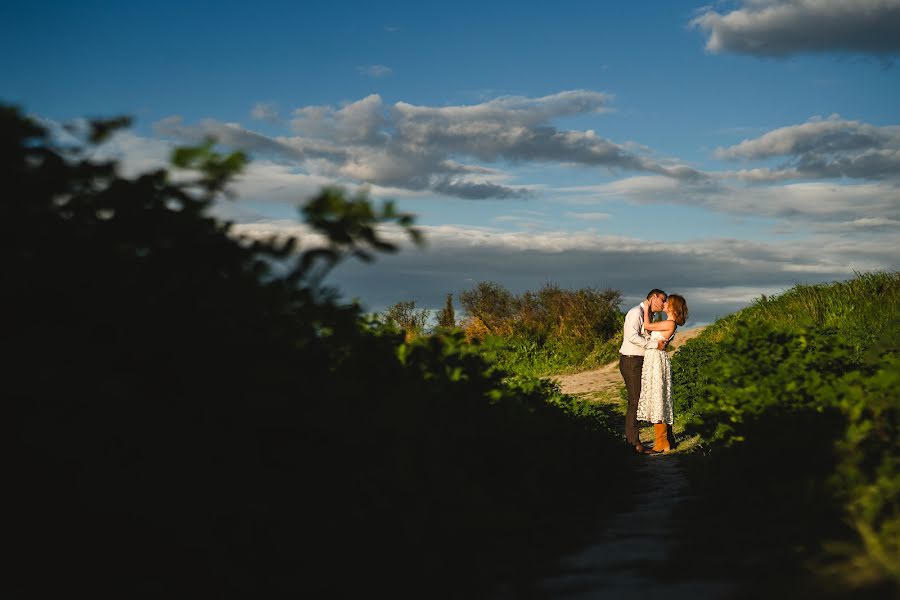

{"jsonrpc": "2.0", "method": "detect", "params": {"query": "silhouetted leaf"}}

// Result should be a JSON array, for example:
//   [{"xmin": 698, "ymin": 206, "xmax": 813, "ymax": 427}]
[{"xmin": 88, "ymin": 116, "xmax": 132, "ymax": 143}]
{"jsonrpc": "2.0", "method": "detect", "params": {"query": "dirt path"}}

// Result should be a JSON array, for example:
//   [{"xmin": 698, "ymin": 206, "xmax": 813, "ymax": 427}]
[
  {"xmin": 527, "ymin": 326, "xmax": 733, "ymax": 599},
  {"xmin": 548, "ymin": 326, "xmax": 707, "ymax": 397},
  {"xmin": 536, "ymin": 454, "xmax": 734, "ymax": 599}
]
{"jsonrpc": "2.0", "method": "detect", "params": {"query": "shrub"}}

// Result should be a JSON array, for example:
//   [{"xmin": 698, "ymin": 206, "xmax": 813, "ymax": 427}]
[
  {"xmin": 457, "ymin": 281, "xmax": 624, "ymax": 376},
  {"xmin": 382, "ymin": 299, "xmax": 430, "ymax": 339},
  {"xmin": 5, "ymin": 104, "xmax": 630, "ymax": 597},
  {"xmin": 685, "ymin": 323, "xmax": 858, "ymax": 448},
  {"xmin": 670, "ymin": 335, "xmax": 723, "ymax": 419},
  {"xmin": 831, "ymin": 343, "xmax": 900, "ymax": 584},
  {"xmin": 459, "ymin": 281, "xmax": 516, "ymax": 335},
  {"xmin": 515, "ymin": 283, "xmax": 622, "ymax": 342},
  {"xmin": 675, "ymin": 302, "xmax": 900, "ymax": 590}
]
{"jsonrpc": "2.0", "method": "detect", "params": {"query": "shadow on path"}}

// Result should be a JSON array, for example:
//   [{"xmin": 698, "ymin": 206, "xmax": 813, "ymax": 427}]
[{"xmin": 518, "ymin": 453, "xmax": 735, "ymax": 599}]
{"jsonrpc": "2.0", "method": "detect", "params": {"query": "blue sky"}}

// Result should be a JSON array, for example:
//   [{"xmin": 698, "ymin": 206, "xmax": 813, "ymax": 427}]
[{"xmin": 3, "ymin": 0, "xmax": 899, "ymax": 325}]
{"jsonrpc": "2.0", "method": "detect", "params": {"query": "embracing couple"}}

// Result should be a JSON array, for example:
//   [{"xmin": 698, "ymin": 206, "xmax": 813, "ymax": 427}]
[{"xmin": 619, "ymin": 289, "xmax": 689, "ymax": 454}]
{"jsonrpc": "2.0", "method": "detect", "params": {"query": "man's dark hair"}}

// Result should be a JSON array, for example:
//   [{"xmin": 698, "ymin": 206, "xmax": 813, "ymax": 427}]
[{"xmin": 646, "ymin": 288, "xmax": 667, "ymax": 301}]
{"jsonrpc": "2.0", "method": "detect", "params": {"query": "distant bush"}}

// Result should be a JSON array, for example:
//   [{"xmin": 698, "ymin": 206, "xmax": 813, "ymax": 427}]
[
  {"xmin": 381, "ymin": 299, "xmax": 430, "ymax": 339},
  {"xmin": 459, "ymin": 281, "xmax": 517, "ymax": 335},
  {"xmin": 515, "ymin": 283, "xmax": 623, "ymax": 342},
  {"xmin": 458, "ymin": 281, "xmax": 624, "ymax": 376}
]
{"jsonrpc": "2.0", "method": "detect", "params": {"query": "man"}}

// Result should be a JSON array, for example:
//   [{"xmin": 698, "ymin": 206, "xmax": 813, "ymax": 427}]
[{"xmin": 619, "ymin": 289, "xmax": 668, "ymax": 454}]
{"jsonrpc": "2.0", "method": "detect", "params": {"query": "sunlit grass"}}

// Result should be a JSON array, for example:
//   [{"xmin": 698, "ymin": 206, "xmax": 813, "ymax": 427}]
[
  {"xmin": 700, "ymin": 270, "xmax": 899, "ymax": 346},
  {"xmin": 670, "ymin": 270, "xmax": 900, "ymax": 593}
]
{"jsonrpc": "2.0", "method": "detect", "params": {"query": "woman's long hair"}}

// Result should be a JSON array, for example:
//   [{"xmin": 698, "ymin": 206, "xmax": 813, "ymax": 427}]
[{"xmin": 667, "ymin": 294, "xmax": 688, "ymax": 326}]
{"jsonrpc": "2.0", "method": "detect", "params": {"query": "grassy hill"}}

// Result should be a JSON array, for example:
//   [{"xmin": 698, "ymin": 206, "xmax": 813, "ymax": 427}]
[
  {"xmin": 669, "ymin": 271, "xmax": 899, "ymax": 597},
  {"xmin": 700, "ymin": 270, "xmax": 899, "ymax": 351}
]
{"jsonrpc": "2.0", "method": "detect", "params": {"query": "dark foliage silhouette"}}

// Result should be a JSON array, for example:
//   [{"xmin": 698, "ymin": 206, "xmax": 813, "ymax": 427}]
[{"xmin": 5, "ymin": 105, "xmax": 630, "ymax": 596}]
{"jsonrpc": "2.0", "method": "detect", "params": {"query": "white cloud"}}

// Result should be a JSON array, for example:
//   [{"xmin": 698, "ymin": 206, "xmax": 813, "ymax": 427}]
[
  {"xmin": 564, "ymin": 211, "xmax": 612, "ymax": 221},
  {"xmin": 157, "ymin": 91, "xmax": 703, "ymax": 200},
  {"xmin": 232, "ymin": 220, "xmax": 896, "ymax": 282},
  {"xmin": 581, "ymin": 175, "xmax": 900, "ymax": 223},
  {"xmin": 809, "ymin": 217, "xmax": 900, "ymax": 232},
  {"xmin": 251, "ymin": 102, "xmax": 280, "ymax": 122},
  {"xmin": 58, "ymin": 113, "xmax": 897, "ymax": 326},
  {"xmin": 228, "ymin": 161, "xmax": 339, "ymax": 205},
  {"xmin": 691, "ymin": 0, "xmax": 900, "ymax": 58},
  {"xmin": 87, "ymin": 129, "xmax": 173, "ymax": 177},
  {"xmin": 291, "ymin": 94, "xmax": 389, "ymax": 147},
  {"xmin": 155, "ymin": 116, "xmax": 311, "ymax": 163},
  {"xmin": 357, "ymin": 64, "xmax": 392, "ymax": 78},
  {"xmin": 715, "ymin": 114, "xmax": 900, "ymax": 181},
  {"xmin": 78, "ymin": 105, "xmax": 900, "ymax": 239},
  {"xmin": 296, "ymin": 223, "xmax": 899, "ymax": 322}
]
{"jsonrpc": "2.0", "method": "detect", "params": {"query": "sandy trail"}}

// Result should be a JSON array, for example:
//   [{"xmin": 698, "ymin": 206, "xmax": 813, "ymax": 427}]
[
  {"xmin": 529, "ymin": 325, "xmax": 734, "ymax": 599},
  {"xmin": 549, "ymin": 326, "xmax": 707, "ymax": 396}
]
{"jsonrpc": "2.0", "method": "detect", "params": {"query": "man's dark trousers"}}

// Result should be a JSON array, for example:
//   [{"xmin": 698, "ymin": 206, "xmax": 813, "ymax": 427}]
[{"xmin": 619, "ymin": 354, "xmax": 643, "ymax": 446}]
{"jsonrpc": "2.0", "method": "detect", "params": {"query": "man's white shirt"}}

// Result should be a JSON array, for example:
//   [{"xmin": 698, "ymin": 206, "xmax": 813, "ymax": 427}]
[{"xmin": 619, "ymin": 302, "xmax": 659, "ymax": 356}]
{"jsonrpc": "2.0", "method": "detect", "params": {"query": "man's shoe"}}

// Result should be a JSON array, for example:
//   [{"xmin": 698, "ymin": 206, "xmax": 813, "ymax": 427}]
[{"xmin": 633, "ymin": 443, "xmax": 652, "ymax": 454}]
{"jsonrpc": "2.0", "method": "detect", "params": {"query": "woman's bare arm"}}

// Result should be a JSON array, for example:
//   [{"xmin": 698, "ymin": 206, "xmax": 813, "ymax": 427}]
[{"xmin": 643, "ymin": 305, "xmax": 676, "ymax": 335}]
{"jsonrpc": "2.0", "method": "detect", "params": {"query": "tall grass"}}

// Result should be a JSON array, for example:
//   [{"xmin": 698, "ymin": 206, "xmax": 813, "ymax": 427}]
[{"xmin": 701, "ymin": 270, "xmax": 900, "ymax": 353}]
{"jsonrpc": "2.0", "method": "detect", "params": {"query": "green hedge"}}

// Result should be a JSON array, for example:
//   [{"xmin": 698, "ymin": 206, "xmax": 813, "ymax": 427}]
[{"xmin": 670, "ymin": 273, "xmax": 900, "ymax": 591}]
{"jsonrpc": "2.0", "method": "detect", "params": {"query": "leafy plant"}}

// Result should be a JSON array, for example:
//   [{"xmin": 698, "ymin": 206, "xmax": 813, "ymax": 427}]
[
  {"xmin": 670, "ymin": 335, "xmax": 723, "ymax": 419},
  {"xmin": 831, "ymin": 342, "xmax": 900, "ymax": 585},
  {"xmin": 670, "ymin": 274, "xmax": 900, "ymax": 592},
  {"xmin": 4, "ymin": 103, "xmax": 630, "ymax": 597}
]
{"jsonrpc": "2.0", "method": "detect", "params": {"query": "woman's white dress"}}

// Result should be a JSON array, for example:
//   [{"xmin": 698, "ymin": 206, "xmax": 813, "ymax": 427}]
[{"xmin": 637, "ymin": 330, "xmax": 674, "ymax": 425}]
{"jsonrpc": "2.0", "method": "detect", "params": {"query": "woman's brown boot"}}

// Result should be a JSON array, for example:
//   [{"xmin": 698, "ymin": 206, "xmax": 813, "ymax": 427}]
[{"xmin": 654, "ymin": 423, "xmax": 671, "ymax": 453}]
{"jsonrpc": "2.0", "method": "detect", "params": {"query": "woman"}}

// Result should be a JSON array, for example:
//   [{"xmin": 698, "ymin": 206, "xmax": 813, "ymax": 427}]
[{"xmin": 636, "ymin": 294, "xmax": 688, "ymax": 453}]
